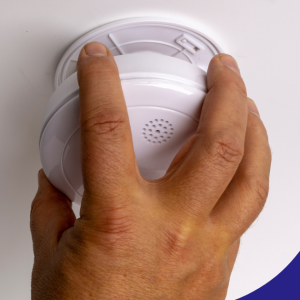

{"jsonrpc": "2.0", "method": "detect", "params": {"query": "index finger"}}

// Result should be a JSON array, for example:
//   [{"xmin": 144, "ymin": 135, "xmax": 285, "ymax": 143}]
[{"xmin": 77, "ymin": 42, "xmax": 138, "ymax": 214}]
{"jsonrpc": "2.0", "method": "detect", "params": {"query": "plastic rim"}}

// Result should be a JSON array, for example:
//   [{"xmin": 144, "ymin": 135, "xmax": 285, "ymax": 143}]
[{"xmin": 54, "ymin": 17, "xmax": 223, "ymax": 89}]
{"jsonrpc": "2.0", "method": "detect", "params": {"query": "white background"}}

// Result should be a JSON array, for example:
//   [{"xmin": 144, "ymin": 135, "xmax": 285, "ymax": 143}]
[{"xmin": 0, "ymin": 0, "xmax": 299, "ymax": 299}]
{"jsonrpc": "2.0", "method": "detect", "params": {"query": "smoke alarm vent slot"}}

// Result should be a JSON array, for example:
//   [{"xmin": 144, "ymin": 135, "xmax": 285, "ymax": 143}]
[{"xmin": 142, "ymin": 119, "xmax": 174, "ymax": 144}]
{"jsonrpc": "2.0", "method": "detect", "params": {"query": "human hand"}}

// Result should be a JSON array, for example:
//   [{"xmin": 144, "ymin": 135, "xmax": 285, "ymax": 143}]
[{"xmin": 30, "ymin": 42, "xmax": 271, "ymax": 300}]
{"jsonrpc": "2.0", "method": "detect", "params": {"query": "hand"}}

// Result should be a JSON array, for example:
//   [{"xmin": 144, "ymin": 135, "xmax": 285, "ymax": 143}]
[{"xmin": 31, "ymin": 42, "xmax": 271, "ymax": 300}]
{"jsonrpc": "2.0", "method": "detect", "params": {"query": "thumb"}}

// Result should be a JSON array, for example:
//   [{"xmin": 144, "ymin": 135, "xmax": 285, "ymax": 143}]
[{"xmin": 30, "ymin": 170, "xmax": 76, "ymax": 255}]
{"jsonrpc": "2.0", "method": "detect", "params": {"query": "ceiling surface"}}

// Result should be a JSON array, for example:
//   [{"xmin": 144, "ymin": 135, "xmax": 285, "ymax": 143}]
[{"xmin": 0, "ymin": 0, "xmax": 299, "ymax": 299}]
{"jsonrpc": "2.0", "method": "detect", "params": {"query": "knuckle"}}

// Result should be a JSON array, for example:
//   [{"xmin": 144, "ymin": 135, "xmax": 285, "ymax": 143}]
[
  {"xmin": 161, "ymin": 226, "xmax": 189, "ymax": 258},
  {"xmin": 99, "ymin": 208, "xmax": 134, "ymax": 236},
  {"xmin": 206, "ymin": 133, "xmax": 244, "ymax": 167},
  {"xmin": 77, "ymin": 205, "xmax": 135, "ymax": 251},
  {"xmin": 82, "ymin": 109, "xmax": 129, "ymax": 140}
]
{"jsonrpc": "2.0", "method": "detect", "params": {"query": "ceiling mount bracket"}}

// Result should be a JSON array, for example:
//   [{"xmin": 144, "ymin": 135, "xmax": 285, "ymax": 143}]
[{"xmin": 54, "ymin": 17, "xmax": 223, "ymax": 89}]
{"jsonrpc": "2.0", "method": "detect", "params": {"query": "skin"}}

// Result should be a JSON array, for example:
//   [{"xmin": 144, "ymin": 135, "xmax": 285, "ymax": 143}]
[{"xmin": 30, "ymin": 42, "xmax": 271, "ymax": 300}]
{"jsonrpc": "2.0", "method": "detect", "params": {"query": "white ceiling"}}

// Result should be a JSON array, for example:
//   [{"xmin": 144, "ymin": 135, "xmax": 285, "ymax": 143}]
[{"xmin": 1, "ymin": 0, "xmax": 299, "ymax": 299}]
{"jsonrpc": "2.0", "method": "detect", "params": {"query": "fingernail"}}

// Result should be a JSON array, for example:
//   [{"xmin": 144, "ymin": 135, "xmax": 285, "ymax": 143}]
[
  {"xmin": 219, "ymin": 54, "xmax": 240, "ymax": 74},
  {"xmin": 84, "ymin": 42, "xmax": 107, "ymax": 56},
  {"xmin": 247, "ymin": 98, "xmax": 260, "ymax": 117}
]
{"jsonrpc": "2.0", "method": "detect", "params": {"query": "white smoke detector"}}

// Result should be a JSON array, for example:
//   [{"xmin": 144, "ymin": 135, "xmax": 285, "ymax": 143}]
[{"xmin": 40, "ymin": 17, "xmax": 222, "ymax": 204}]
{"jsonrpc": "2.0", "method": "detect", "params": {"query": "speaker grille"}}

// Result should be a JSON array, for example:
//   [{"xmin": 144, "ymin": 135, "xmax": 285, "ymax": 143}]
[{"xmin": 142, "ymin": 119, "xmax": 174, "ymax": 144}]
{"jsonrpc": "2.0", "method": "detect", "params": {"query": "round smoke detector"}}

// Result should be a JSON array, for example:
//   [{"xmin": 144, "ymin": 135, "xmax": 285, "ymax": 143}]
[{"xmin": 40, "ymin": 17, "xmax": 222, "ymax": 204}]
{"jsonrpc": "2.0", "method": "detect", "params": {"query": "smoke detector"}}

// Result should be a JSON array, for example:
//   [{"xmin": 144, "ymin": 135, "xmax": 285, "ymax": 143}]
[{"xmin": 40, "ymin": 17, "xmax": 222, "ymax": 204}]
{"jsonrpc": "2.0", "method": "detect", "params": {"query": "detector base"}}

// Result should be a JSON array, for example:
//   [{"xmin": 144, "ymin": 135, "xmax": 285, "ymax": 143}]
[{"xmin": 54, "ymin": 17, "xmax": 222, "ymax": 89}]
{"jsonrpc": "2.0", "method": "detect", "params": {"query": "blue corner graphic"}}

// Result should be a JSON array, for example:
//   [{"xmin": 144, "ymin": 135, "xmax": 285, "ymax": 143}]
[{"xmin": 237, "ymin": 252, "xmax": 300, "ymax": 299}]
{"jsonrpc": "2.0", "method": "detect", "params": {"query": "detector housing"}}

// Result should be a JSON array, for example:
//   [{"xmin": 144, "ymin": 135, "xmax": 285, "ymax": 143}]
[{"xmin": 40, "ymin": 17, "xmax": 222, "ymax": 204}]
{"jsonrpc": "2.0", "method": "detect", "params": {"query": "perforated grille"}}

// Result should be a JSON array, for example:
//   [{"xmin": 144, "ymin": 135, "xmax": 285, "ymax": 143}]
[{"xmin": 142, "ymin": 119, "xmax": 174, "ymax": 144}]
